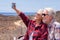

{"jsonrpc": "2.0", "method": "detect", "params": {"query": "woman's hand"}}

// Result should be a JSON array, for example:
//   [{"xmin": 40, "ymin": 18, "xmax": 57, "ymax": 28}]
[
  {"xmin": 12, "ymin": 3, "xmax": 21, "ymax": 15},
  {"xmin": 12, "ymin": 3, "xmax": 16, "ymax": 10}
]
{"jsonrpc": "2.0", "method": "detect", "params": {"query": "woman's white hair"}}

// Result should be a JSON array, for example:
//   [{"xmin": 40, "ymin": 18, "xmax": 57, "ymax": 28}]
[
  {"xmin": 44, "ymin": 8, "xmax": 56, "ymax": 18},
  {"xmin": 37, "ymin": 9, "xmax": 43, "ymax": 15}
]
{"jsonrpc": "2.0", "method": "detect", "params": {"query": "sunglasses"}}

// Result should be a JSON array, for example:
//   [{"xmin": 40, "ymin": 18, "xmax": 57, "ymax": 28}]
[{"xmin": 42, "ymin": 14, "xmax": 48, "ymax": 16}]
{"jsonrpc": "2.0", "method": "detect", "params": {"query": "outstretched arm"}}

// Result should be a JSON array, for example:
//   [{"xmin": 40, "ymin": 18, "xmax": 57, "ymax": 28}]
[{"xmin": 12, "ymin": 4, "xmax": 30, "ymax": 27}]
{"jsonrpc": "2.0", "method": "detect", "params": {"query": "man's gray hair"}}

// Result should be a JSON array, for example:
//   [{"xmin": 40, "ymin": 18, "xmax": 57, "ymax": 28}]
[{"xmin": 44, "ymin": 8, "xmax": 56, "ymax": 18}]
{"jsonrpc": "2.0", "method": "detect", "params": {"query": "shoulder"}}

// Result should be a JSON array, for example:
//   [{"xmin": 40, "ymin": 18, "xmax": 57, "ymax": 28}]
[
  {"xmin": 53, "ymin": 21, "xmax": 60, "ymax": 25},
  {"xmin": 53, "ymin": 21, "xmax": 60, "ymax": 28}
]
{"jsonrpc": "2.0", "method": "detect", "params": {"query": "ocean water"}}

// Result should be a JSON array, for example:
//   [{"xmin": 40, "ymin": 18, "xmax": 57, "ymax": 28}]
[{"xmin": 0, "ymin": 12, "xmax": 35, "ymax": 16}]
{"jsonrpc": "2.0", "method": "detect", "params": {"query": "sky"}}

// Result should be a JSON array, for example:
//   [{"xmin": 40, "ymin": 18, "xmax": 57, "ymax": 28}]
[{"xmin": 0, "ymin": 0, "xmax": 60, "ymax": 12}]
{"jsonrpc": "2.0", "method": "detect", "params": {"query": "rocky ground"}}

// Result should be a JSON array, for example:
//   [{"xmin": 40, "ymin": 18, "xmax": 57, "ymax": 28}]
[{"xmin": 0, "ymin": 15, "xmax": 27, "ymax": 40}]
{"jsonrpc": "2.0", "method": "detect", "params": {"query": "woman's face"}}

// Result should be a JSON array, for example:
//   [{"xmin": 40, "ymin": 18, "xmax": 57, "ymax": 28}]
[{"xmin": 34, "ymin": 13, "xmax": 42, "ymax": 21}]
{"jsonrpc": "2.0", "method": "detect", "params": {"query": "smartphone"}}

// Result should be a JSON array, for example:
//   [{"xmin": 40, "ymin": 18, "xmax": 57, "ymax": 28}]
[{"xmin": 12, "ymin": 3, "xmax": 16, "ymax": 8}]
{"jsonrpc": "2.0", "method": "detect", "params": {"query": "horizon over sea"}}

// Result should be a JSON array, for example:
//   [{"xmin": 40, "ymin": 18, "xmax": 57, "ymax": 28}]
[{"xmin": 0, "ymin": 12, "xmax": 35, "ymax": 16}]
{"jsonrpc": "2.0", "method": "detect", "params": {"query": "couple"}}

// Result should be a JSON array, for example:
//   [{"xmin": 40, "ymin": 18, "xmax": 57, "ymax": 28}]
[{"xmin": 12, "ymin": 5, "xmax": 60, "ymax": 40}]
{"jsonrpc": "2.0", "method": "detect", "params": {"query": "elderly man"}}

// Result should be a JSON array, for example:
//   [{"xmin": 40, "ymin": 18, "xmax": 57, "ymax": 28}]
[
  {"xmin": 12, "ymin": 4, "xmax": 48, "ymax": 40},
  {"xmin": 42, "ymin": 8, "xmax": 60, "ymax": 40}
]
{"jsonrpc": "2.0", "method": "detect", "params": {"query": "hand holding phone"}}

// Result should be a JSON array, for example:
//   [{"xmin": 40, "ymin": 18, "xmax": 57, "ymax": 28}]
[
  {"xmin": 12, "ymin": 3, "xmax": 20, "ymax": 14},
  {"xmin": 12, "ymin": 3, "xmax": 16, "ymax": 9}
]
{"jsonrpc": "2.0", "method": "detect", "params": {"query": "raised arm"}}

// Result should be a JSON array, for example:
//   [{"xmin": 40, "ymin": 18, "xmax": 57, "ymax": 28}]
[{"xmin": 12, "ymin": 4, "xmax": 30, "ymax": 27}]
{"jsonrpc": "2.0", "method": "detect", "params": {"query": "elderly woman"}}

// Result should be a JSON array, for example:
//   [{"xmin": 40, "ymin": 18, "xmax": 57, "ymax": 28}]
[
  {"xmin": 42, "ymin": 8, "xmax": 60, "ymax": 40},
  {"xmin": 12, "ymin": 4, "xmax": 48, "ymax": 40}
]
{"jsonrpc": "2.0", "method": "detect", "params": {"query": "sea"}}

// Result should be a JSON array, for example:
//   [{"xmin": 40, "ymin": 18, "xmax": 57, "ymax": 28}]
[{"xmin": 0, "ymin": 12, "xmax": 35, "ymax": 16}]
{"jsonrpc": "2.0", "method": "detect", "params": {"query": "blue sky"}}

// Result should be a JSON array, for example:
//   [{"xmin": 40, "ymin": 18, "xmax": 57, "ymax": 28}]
[{"xmin": 0, "ymin": 0, "xmax": 60, "ymax": 12}]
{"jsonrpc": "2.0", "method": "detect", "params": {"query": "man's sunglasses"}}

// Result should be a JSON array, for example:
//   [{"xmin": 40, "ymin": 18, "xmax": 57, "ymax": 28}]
[{"xmin": 42, "ymin": 14, "xmax": 48, "ymax": 16}]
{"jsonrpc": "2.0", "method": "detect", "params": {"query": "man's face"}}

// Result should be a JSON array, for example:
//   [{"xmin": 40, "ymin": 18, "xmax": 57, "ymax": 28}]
[{"xmin": 43, "ymin": 10, "xmax": 52, "ymax": 24}]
